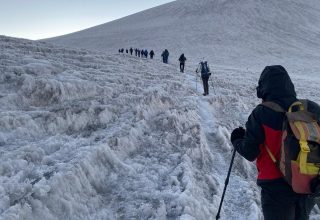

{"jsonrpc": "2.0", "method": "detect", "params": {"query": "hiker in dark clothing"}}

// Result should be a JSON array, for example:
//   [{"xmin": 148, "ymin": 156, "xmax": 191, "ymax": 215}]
[
  {"xmin": 150, "ymin": 50, "xmax": 155, "ymax": 59},
  {"xmin": 135, "ymin": 49, "xmax": 138, "ymax": 56},
  {"xmin": 121, "ymin": 48, "xmax": 124, "ymax": 53},
  {"xmin": 161, "ymin": 49, "xmax": 169, "ymax": 64},
  {"xmin": 126, "ymin": 49, "xmax": 128, "ymax": 54},
  {"xmin": 178, "ymin": 54, "xmax": 187, "ymax": 73},
  {"xmin": 230, "ymin": 65, "xmax": 319, "ymax": 220},
  {"xmin": 141, "ymin": 50, "xmax": 145, "ymax": 58},
  {"xmin": 130, "ymin": 47, "xmax": 133, "ymax": 55},
  {"xmin": 196, "ymin": 61, "xmax": 211, "ymax": 96},
  {"xmin": 145, "ymin": 50, "xmax": 148, "ymax": 58}
]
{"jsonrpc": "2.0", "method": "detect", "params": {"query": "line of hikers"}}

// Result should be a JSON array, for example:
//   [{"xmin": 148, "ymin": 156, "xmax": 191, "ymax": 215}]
[
  {"xmin": 118, "ymin": 47, "xmax": 320, "ymax": 219},
  {"xmin": 119, "ymin": 47, "xmax": 155, "ymax": 59},
  {"xmin": 118, "ymin": 48, "xmax": 212, "ymax": 96}
]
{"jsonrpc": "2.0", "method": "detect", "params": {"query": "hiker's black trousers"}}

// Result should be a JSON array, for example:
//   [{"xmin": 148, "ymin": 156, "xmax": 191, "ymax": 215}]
[
  {"xmin": 180, "ymin": 63, "xmax": 185, "ymax": 72},
  {"xmin": 259, "ymin": 179, "xmax": 315, "ymax": 220},
  {"xmin": 202, "ymin": 76, "xmax": 209, "ymax": 95}
]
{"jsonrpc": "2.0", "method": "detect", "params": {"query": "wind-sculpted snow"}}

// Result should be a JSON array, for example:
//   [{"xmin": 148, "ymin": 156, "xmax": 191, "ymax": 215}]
[
  {"xmin": 1, "ymin": 36, "xmax": 320, "ymax": 220},
  {"xmin": 0, "ymin": 36, "xmax": 228, "ymax": 219}
]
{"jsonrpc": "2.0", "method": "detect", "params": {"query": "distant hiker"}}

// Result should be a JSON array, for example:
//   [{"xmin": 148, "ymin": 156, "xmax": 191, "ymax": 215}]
[
  {"xmin": 138, "ymin": 50, "xmax": 141, "ymax": 57},
  {"xmin": 121, "ymin": 48, "xmax": 124, "ymax": 53},
  {"xmin": 135, "ymin": 49, "xmax": 138, "ymax": 56},
  {"xmin": 126, "ymin": 49, "xmax": 128, "ymax": 54},
  {"xmin": 196, "ymin": 61, "xmax": 211, "ymax": 96},
  {"xmin": 150, "ymin": 50, "xmax": 155, "ymax": 59},
  {"xmin": 145, "ymin": 50, "xmax": 148, "ymax": 58},
  {"xmin": 118, "ymin": 49, "xmax": 121, "ymax": 53},
  {"xmin": 130, "ymin": 47, "xmax": 133, "ymax": 55},
  {"xmin": 230, "ymin": 65, "xmax": 320, "ymax": 220},
  {"xmin": 178, "ymin": 53, "xmax": 187, "ymax": 73},
  {"xmin": 141, "ymin": 50, "xmax": 145, "ymax": 58},
  {"xmin": 161, "ymin": 49, "xmax": 169, "ymax": 64}
]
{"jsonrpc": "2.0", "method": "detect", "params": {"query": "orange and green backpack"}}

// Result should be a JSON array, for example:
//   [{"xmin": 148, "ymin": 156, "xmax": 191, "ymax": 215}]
[{"xmin": 261, "ymin": 100, "xmax": 320, "ymax": 194}]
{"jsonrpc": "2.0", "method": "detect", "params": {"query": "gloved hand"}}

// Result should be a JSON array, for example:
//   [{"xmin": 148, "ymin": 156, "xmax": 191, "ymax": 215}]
[{"xmin": 231, "ymin": 127, "xmax": 246, "ymax": 144}]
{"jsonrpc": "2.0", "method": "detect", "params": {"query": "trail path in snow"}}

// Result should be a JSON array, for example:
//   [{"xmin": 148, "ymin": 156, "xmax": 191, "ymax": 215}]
[{"xmin": 184, "ymin": 65, "xmax": 262, "ymax": 219}]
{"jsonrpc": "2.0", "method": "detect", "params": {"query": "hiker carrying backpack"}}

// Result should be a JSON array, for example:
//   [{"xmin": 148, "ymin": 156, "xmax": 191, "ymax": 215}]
[
  {"xmin": 196, "ymin": 61, "xmax": 211, "ymax": 96},
  {"xmin": 230, "ymin": 65, "xmax": 320, "ymax": 220}
]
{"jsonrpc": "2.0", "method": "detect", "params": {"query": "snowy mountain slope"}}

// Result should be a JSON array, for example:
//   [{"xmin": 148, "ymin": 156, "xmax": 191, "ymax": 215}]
[
  {"xmin": 0, "ymin": 36, "xmax": 256, "ymax": 219},
  {"xmin": 46, "ymin": 0, "xmax": 320, "ymax": 71},
  {"xmin": 2, "ymin": 34, "xmax": 320, "ymax": 219}
]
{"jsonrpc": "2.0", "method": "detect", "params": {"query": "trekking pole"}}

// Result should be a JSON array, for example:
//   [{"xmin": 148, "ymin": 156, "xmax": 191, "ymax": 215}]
[
  {"xmin": 210, "ymin": 75, "xmax": 216, "ymax": 95},
  {"xmin": 216, "ymin": 149, "xmax": 237, "ymax": 220},
  {"xmin": 196, "ymin": 72, "xmax": 198, "ymax": 92}
]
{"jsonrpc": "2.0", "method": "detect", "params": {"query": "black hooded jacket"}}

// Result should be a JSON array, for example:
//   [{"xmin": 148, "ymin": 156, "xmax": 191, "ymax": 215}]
[{"xmin": 233, "ymin": 65, "xmax": 320, "ymax": 181}]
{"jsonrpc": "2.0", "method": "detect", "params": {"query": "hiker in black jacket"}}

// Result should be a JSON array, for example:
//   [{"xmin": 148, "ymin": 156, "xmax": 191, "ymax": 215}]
[
  {"xmin": 179, "ymin": 54, "xmax": 187, "ymax": 73},
  {"xmin": 230, "ymin": 65, "xmax": 319, "ymax": 220},
  {"xmin": 161, "ymin": 49, "xmax": 169, "ymax": 64},
  {"xmin": 150, "ymin": 50, "xmax": 155, "ymax": 59},
  {"xmin": 196, "ymin": 61, "xmax": 211, "ymax": 96},
  {"xmin": 130, "ymin": 47, "xmax": 133, "ymax": 55}
]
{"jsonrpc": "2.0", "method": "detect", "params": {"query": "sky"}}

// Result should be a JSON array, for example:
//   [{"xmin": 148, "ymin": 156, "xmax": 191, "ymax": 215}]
[{"xmin": 0, "ymin": 0, "xmax": 174, "ymax": 40}]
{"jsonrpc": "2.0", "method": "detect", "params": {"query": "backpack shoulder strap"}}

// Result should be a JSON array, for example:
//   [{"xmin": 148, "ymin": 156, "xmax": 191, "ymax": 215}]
[{"xmin": 260, "ymin": 101, "xmax": 285, "ymax": 113}]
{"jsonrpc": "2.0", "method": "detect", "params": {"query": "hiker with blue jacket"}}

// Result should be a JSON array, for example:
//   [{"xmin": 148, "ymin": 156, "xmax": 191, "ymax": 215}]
[
  {"xmin": 196, "ymin": 61, "xmax": 211, "ymax": 96},
  {"xmin": 230, "ymin": 65, "xmax": 320, "ymax": 220}
]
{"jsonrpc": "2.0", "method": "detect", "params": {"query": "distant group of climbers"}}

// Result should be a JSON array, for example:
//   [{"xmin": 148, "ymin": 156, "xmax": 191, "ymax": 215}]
[
  {"xmin": 119, "ymin": 47, "xmax": 155, "ymax": 59},
  {"xmin": 118, "ymin": 48, "xmax": 212, "ymax": 96}
]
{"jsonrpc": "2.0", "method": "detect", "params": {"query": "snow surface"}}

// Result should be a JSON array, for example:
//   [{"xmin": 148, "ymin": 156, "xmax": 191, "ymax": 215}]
[{"xmin": 1, "ymin": 34, "xmax": 320, "ymax": 219}]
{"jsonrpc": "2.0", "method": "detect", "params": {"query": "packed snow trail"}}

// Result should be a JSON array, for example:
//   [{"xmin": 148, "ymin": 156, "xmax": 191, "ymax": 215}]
[{"xmin": 183, "ymin": 66, "xmax": 263, "ymax": 219}]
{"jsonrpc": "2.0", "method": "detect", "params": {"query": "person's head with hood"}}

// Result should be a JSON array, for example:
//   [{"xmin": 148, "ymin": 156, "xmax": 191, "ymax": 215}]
[{"xmin": 256, "ymin": 65, "xmax": 297, "ymax": 109}]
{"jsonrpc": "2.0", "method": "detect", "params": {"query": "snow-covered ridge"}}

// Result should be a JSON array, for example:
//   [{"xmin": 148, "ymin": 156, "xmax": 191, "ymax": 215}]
[{"xmin": 46, "ymin": 0, "xmax": 320, "ymax": 71}]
